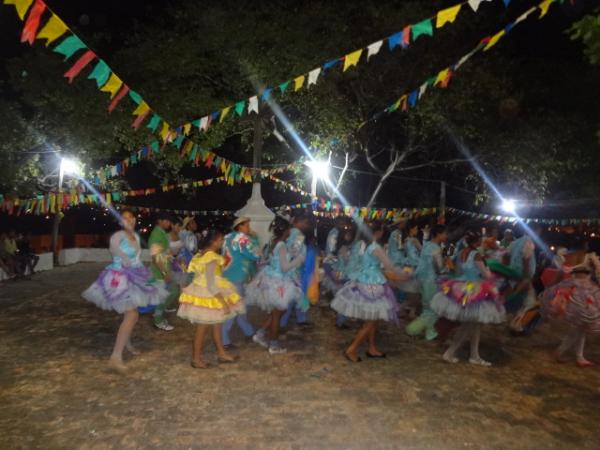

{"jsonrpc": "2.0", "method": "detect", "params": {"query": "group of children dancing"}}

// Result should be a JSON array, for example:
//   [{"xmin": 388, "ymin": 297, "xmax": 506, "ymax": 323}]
[{"xmin": 82, "ymin": 209, "xmax": 600, "ymax": 372}]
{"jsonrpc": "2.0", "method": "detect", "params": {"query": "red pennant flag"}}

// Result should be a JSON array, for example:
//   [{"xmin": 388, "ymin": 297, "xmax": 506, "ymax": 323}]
[
  {"xmin": 205, "ymin": 153, "xmax": 214, "ymax": 168},
  {"xmin": 402, "ymin": 25, "xmax": 411, "ymax": 47},
  {"xmin": 21, "ymin": 0, "xmax": 46, "ymax": 45},
  {"xmin": 64, "ymin": 50, "xmax": 96, "ymax": 83},
  {"xmin": 108, "ymin": 85, "xmax": 129, "ymax": 113},
  {"xmin": 132, "ymin": 109, "xmax": 150, "ymax": 130}
]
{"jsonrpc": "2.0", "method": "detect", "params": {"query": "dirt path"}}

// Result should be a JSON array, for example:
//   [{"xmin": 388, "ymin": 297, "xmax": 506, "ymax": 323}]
[{"xmin": 0, "ymin": 263, "xmax": 598, "ymax": 449}]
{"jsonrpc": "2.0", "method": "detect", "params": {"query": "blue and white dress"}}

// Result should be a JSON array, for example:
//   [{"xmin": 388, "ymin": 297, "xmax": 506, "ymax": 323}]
[
  {"xmin": 387, "ymin": 229, "xmax": 404, "ymax": 266},
  {"xmin": 82, "ymin": 231, "xmax": 168, "ymax": 313},
  {"xmin": 331, "ymin": 242, "xmax": 399, "ymax": 322},
  {"xmin": 245, "ymin": 241, "xmax": 303, "ymax": 312},
  {"xmin": 393, "ymin": 236, "xmax": 421, "ymax": 294}
]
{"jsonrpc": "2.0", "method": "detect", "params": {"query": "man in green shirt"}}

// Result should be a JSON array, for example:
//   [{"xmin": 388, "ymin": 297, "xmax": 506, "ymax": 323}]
[{"xmin": 149, "ymin": 212, "xmax": 175, "ymax": 331}]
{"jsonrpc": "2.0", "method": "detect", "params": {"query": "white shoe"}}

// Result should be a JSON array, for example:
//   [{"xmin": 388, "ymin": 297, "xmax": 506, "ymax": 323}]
[
  {"xmin": 468, "ymin": 357, "xmax": 491, "ymax": 367},
  {"xmin": 268, "ymin": 343, "xmax": 288, "ymax": 355},
  {"xmin": 252, "ymin": 331, "xmax": 269, "ymax": 349},
  {"xmin": 154, "ymin": 320, "xmax": 174, "ymax": 332}
]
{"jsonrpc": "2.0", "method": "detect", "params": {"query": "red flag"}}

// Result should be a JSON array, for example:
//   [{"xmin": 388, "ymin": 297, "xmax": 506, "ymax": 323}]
[
  {"xmin": 64, "ymin": 50, "xmax": 96, "ymax": 83},
  {"xmin": 21, "ymin": 0, "xmax": 46, "ymax": 45},
  {"xmin": 131, "ymin": 109, "xmax": 150, "ymax": 130},
  {"xmin": 402, "ymin": 25, "xmax": 411, "ymax": 47},
  {"xmin": 108, "ymin": 85, "xmax": 129, "ymax": 113}
]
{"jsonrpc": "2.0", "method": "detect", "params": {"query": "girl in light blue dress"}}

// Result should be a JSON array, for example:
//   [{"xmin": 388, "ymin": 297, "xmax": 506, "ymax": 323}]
[
  {"xmin": 332, "ymin": 220, "xmax": 410, "ymax": 362},
  {"xmin": 431, "ymin": 231, "xmax": 505, "ymax": 366},
  {"xmin": 246, "ymin": 216, "xmax": 305, "ymax": 354},
  {"xmin": 82, "ymin": 209, "xmax": 168, "ymax": 371}
]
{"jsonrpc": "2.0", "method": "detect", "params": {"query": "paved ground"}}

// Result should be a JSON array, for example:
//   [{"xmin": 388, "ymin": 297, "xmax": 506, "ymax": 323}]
[{"xmin": 0, "ymin": 263, "xmax": 599, "ymax": 450}]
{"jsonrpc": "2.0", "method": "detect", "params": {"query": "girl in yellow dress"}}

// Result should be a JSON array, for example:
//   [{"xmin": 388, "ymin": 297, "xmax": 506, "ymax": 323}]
[{"xmin": 177, "ymin": 229, "xmax": 245, "ymax": 368}]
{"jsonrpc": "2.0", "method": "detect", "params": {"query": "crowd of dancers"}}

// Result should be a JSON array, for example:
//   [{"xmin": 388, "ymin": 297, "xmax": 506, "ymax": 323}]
[{"xmin": 82, "ymin": 209, "xmax": 600, "ymax": 372}]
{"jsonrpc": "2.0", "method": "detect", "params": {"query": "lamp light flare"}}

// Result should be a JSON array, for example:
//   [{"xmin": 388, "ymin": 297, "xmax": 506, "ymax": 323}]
[
  {"xmin": 60, "ymin": 157, "xmax": 80, "ymax": 176},
  {"xmin": 305, "ymin": 160, "xmax": 330, "ymax": 180},
  {"xmin": 501, "ymin": 199, "xmax": 516, "ymax": 214}
]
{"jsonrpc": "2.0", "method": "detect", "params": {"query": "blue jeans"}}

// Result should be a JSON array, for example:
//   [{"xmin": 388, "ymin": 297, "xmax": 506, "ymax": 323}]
[
  {"xmin": 280, "ymin": 300, "xmax": 308, "ymax": 328},
  {"xmin": 222, "ymin": 281, "xmax": 254, "ymax": 346}
]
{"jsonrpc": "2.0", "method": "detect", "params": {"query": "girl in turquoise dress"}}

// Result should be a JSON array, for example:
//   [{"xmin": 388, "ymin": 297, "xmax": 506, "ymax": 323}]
[
  {"xmin": 246, "ymin": 216, "xmax": 305, "ymax": 354},
  {"xmin": 431, "ymin": 231, "xmax": 505, "ymax": 366},
  {"xmin": 331, "ymin": 220, "xmax": 410, "ymax": 362},
  {"xmin": 82, "ymin": 210, "xmax": 168, "ymax": 372}
]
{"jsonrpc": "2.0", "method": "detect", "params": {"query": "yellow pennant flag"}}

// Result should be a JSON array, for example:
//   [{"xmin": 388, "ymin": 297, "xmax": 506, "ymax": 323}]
[
  {"xmin": 132, "ymin": 101, "xmax": 150, "ymax": 116},
  {"xmin": 436, "ymin": 4, "xmax": 462, "ymax": 28},
  {"xmin": 183, "ymin": 123, "xmax": 192, "ymax": 136},
  {"xmin": 343, "ymin": 49, "xmax": 363, "ymax": 72},
  {"xmin": 36, "ymin": 14, "xmax": 68, "ymax": 46},
  {"xmin": 99, "ymin": 73, "xmax": 123, "ymax": 99},
  {"xmin": 538, "ymin": 0, "xmax": 554, "ymax": 18},
  {"xmin": 484, "ymin": 30, "xmax": 505, "ymax": 51},
  {"xmin": 294, "ymin": 75, "xmax": 305, "ymax": 91},
  {"xmin": 435, "ymin": 68, "xmax": 450, "ymax": 86},
  {"xmin": 219, "ymin": 106, "xmax": 232, "ymax": 123},
  {"xmin": 160, "ymin": 122, "xmax": 170, "ymax": 142},
  {"xmin": 4, "ymin": 0, "xmax": 33, "ymax": 21}
]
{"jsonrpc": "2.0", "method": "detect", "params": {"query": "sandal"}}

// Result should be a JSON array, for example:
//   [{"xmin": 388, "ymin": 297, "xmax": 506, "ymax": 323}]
[
  {"xmin": 366, "ymin": 352, "xmax": 387, "ymax": 359},
  {"xmin": 468, "ymin": 358, "xmax": 492, "ymax": 367},
  {"xmin": 344, "ymin": 351, "xmax": 362, "ymax": 363}
]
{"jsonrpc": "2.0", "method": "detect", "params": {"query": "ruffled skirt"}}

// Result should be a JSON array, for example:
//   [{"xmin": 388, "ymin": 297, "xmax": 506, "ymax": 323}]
[
  {"xmin": 331, "ymin": 281, "xmax": 399, "ymax": 323},
  {"xmin": 245, "ymin": 269, "xmax": 302, "ymax": 313},
  {"xmin": 177, "ymin": 279, "xmax": 244, "ymax": 325},
  {"xmin": 430, "ymin": 279, "xmax": 506, "ymax": 324},
  {"xmin": 82, "ymin": 266, "xmax": 168, "ymax": 314},
  {"xmin": 540, "ymin": 280, "xmax": 600, "ymax": 333}
]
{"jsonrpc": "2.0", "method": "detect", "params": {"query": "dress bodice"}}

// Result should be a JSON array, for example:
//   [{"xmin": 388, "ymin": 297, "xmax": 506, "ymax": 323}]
[
  {"xmin": 387, "ymin": 229, "xmax": 404, "ymax": 265},
  {"xmin": 109, "ymin": 231, "xmax": 142, "ymax": 269},
  {"xmin": 509, "ymin": 236, "xmax": 536, "ymax": 276},
  {"xmin": 457, "ymin": 250, "xmax": 483, "ymax": 281},
  {"xmin": 356, "ymin": 242, "xmax": 386, "ymax": 285},
  {"xmin": 346, "ymin": 240, "xmax": 365, "ymax": 280},
  {"xmin": 325, "ymin": 228, "xmax": 339, "ymax": 257},
  {"xmin": 264, "ymin": 241, "xmax": 290, "ymax": 279}
]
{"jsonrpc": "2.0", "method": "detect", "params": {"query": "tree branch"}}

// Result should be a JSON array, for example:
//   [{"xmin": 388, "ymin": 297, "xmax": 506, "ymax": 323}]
[{"xmin": 395, "ymin": 158, "xmax": 472, "ymax": 172}]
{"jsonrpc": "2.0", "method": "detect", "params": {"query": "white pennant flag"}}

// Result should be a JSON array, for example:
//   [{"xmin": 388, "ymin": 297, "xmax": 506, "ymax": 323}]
[
  {"xmin": 467, "ymin": 0, "xmax": 492, "ymax": 12},
  {"xmin": 418, "ymin": 82, "xmax": 428, "ymax": 99},
  {"xmin": 367, "ymin": 41, "xmax": 383, "ymax": 60},
  {"xmin": 308, "ymin": 68, "xmax": 321, "ymax": 86},
  {"xmin": 515, "ymin": 6, "xmax": 536, "ymax": 24},
  {"xmin": 248, "ymin": 96, "xmax": 259, "ymax": 114},
  {"xmin": 199, "ymin": 116, "xmax": 209, "ymax": 131}
]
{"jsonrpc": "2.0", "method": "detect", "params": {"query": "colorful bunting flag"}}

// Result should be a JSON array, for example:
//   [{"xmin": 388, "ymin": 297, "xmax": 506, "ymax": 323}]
[
  {"xmin": 343, "ymin": 49, "xmax": 363, "ymax": 71},
  {"xmin": 388, "ymin": 32, "xmax": 403, "ymax": 51},
  {"xmin": 484, "ymin": 29, "xmax": 505, "ymax": 51},
  {"xmin": 53, "ymin": 34, "xmax": 86, "ymax": 60},
  {"xmin": 99, "ymin": 73, "xmax": 123, "ymax": 98},
  {"xmin": 436, "ymin": 4, "xmax": 462, "ymax": 28},
  {"xmin": 294, "ymin": 75, "xmax": 305, "ymax": 91},
  {"xmin": 411, "ymin": 19, "xmax": 433, "ymax": 41},
  {"xmin": 248, "ymin": 96, "xmax": 259, "ymax": 114},
  {"xmin": 64, "ymin": 50, "xmax": 95, "ymax": 83},
  {"xmin": 87, "ymin": 60, "xmax": 111, "ymax": 87},
  {"xmin": 366, "ymin": 40, "xmax": 383, "ymax": 60},
  {"xmin": 108, "ymin": 85, "xmax": 129, "ymax": 113},
  {"xmin": 4, "ymin": 0, "xmax": 34, "ymax": 20},
  {"xmin": 36, "ymin": 14, "xmax": 68, "ymax": 46},
  {"xmin": 538, "ymin": 0, "xmax": 554, "ymax": 18},
  {"xmin": 308, "ymin": 68, "xmax": 321, "ymax": 86},
  {"xmin": 21, "ymin": 0, "xmax": 45, "ymax": 45}
]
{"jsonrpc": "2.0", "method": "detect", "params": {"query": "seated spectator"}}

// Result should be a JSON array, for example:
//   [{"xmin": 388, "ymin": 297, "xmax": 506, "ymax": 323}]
[{"xmin": 17, "ymin": 233, "xmax": 39, "ymax": 275}]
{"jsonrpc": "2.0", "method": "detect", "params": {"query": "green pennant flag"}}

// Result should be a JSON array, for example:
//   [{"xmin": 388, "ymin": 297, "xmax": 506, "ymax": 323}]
[
  {"xmin": 147, "ymin": 114, "xmax": 161, "ymax": 132},
  {"xmin": 112, "ymin": 192, "xmax": 121, "ymax": 201},
  {"xmin": 426, "ymin": 76, "xmax": 437, "ymax": 86},
  {"xmin": 53, "ymin": 35, "xmax": 86, "ymax": 61},
  {"xmin": 234, "ymin": 101, "xmax": 245, "ymax": 117},
  {"xmin": 411, "ymin": 19, "xmax": 433, "ymax": 41},
  {"xmin": 150, "ymin": 140, "xmax": 160, "ymax": 154},
  {"xmin": 173, "ymin": 135, "xmax": 185, "ymax": 149},
  {"xmin": 87, "ymin": 60, "xmax": 111, "ymax": 88},
  {"xmin": 128, "ymin": 90, "xmax": 143, "ymax": 105},
  {"xmin": 189, "ymin": 145, "xmax": 198, "ymax": 161},
  {"xmin": 130, "ymin": 154, "xmax": 138, "ymax": 165},
  {"xmin": 279, "ymin": 80, "xmax": 291, "ymax": 95},
  {"xmin": 191, "ymin": 119, "xmax": 201, "ymax": 128}
]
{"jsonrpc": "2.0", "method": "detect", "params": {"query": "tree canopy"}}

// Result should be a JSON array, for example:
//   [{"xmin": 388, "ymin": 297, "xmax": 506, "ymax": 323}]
[{"xmin": 1, "ymin": 0, "xmax": 598, "ymax": 213}]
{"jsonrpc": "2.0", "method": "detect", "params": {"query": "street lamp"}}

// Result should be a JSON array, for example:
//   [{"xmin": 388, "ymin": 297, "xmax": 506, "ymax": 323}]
[
  {"xmin": 52, "ymin": 157, "xmax": 81, "ymax": 265},
  {"xmin": 501, "ymin": 198, "xmax": 517, "ymax": 215},
  {"xmin": 305, "ymin": 159, "xmax": 330, "ymax": 198}
]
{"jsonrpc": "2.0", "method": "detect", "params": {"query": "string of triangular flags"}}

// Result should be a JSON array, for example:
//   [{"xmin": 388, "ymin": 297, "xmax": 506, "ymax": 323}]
[
  {"xmin": 115, "ymin": 204, "xmax": 236, "ymax": 218},
  {"xmin": 174, "ymin": 0, "xmax": 514, "ymax": 134},
  {"xmin": 274, "ymin": 203, "xmax": 439, "ymax": 221},
  {"xmin": 360, "ymin": 0, "xmax": 558, "ymax": 126},
  {"xmin": 447, "ymin": 207, "xmax": 600, "ymax": 226}
]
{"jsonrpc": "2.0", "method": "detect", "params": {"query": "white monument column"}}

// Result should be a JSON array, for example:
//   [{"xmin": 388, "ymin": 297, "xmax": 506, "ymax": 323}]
[{"xmin": 237, "ymin": 182, "xmax": 274, "ymax": 247}]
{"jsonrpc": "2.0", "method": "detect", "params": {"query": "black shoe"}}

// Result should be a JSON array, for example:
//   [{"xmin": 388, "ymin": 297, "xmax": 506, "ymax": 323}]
[{"xmin": 366, "ymin": 352, "xmax": 387, "ymax": 359}]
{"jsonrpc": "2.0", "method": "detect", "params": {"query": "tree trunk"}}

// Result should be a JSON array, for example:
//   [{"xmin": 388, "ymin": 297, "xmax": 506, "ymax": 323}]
[{"xmin": 365, "ymin": 160, "xmax": 398, "ymax": 209}]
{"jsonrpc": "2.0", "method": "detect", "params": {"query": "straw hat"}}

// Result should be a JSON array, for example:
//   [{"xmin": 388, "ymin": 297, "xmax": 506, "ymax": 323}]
[
  {"xmin": 233, "ymin": 216, "xmax": 251, "ymax": 229},
  {"xmin": 182, "ymin": 216, "xmax": 195, "ymax": 230}
]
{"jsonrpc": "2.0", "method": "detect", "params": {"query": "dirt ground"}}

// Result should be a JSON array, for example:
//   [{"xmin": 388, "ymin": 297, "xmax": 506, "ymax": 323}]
[{"xmin": 0, "ymin": 263, "xmax": 599, "ymax": 450}]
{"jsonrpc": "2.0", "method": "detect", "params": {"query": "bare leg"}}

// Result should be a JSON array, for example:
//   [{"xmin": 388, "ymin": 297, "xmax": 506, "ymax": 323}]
[
  {"xmin": 213, "ymin": 324, "xmax": 236, "ymax": 362},
  {"xmin": 109, "ymin": 309, "xmax": 139, "ymax": 371},
  {"xmin": 468, "ymin": 323, "xmax": 491, "ymax": 366},
  {"xmin": 555, "ymin": 328, "xmax": 580, "ymax": 362},
  {"xmin": 367, "ymin": 322, "xmax": 384, "ymax": 356},
  {"xmin": 574, "ymin": 328, "xmax": 594, "ymax": 367},
  {"xmin": 125, "ymin": 339, "xmax": 140, "ymax": 355},
  {"xmin": 269, "ymin": 310, "xmax": 284, "ymax": 341},
  {"xmin": 192, "ymin": 324, "xmax": 209, "ymax": 368},
  {"xmin": 443, "ymin": 323, "xmax": 470, "ymax": 363},
  {"xmin": 346, "ymin": 321, "xmax": 373, "ymax": 362}
]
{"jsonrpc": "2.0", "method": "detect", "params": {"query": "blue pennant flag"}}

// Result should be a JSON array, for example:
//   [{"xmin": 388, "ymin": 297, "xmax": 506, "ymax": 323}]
[{"xmin": 388, "ymin": 31, "xmax": 403, "ymax": 51}]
